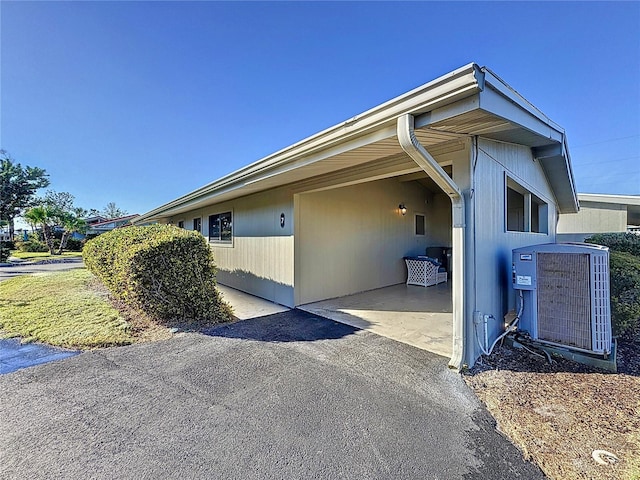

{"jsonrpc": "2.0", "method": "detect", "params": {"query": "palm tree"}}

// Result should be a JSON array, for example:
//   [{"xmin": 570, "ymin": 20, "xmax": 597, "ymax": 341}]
[
  {"xmin": 24, "ymin": 206, "xmax": 57, "ymax": 254},
  {"xmin": 57, "ymin": 212, "xmax": 86, "ymax": 254}
]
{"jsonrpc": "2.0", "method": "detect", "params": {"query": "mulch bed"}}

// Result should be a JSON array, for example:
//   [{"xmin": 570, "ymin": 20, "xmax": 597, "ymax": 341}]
[{"xmin": 463, "ymin": 339, "xmax": 640, "ymax": 480}]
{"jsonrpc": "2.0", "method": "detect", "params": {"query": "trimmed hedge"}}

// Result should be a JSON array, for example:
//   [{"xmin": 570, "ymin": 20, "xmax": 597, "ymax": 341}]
[
  {"xmin": 608, "ymin": 251, "xmax": 640, "ymax": 340},
  {"xmin": 83, "ymin": 225, "xmax": 233, "ymax": 324},
  {"xmin": 586, "ymin": 232, "xmax": 640, "ymax": 257},
  {"xmin": 586, "ymin": 233, "xmax": 640, "ymax": 340}
]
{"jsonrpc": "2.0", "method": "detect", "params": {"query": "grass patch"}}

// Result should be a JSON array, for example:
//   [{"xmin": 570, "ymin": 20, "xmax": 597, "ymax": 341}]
[
  {"xmin": 10, "ymin": 251, "xmax": 83, "ymax": 261},
  {"xmin": 0, "ymin": 269, "xmax": 135, "ymax": 348}
]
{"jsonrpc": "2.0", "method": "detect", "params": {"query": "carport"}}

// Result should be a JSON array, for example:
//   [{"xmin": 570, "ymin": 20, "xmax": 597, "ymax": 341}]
[
  {"xmin": 135, "ymin": 63, "xmax": 579, "ymax": 369},
  {"xmin": 298, "ymin": 282, "xmax": 453, "ymax": 358}
]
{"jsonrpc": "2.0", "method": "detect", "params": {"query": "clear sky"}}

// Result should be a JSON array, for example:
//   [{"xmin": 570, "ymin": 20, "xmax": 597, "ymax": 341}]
[{"xmin": 1, "ymin": 1, "xmax": 639, "ymax": 219}]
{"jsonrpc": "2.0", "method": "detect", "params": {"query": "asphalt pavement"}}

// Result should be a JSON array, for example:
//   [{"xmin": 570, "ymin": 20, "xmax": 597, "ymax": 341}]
[
  {"xmin": 0, "ymin": 310, "xmax": 545, "ymax": 479},
  {"xmin": 0, "ymin": 257, "xmax": 84, "ymax": 282}
]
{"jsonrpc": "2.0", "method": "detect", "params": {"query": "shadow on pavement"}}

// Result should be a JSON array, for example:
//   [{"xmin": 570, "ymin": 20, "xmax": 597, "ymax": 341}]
[
  {"xmin": 0, "ymin": 338, "xmax": 80, "ymax": 375},
  {"xmin": 204, "ymin": 309, "xmax": 360, "ymax": 342}
]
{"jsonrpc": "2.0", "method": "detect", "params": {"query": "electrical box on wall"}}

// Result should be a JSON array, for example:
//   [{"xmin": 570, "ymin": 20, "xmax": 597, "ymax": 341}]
[{"xmin": 512, "ymin": 243, "xmax": 612, "ymax": 356}]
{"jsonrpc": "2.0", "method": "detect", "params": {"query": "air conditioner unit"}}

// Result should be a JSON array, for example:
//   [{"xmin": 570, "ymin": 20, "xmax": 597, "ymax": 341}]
[{"xmin": 512, "ymin": 243, "xmax": 611, "ymax": 356}]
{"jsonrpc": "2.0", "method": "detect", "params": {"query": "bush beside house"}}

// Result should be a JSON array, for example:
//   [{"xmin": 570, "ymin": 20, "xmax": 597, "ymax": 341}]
[
  {"xmin": 586, "ymin": 233, "xmax": 640, "ymax": 340},
  {"xmin": 0, "ymin": 242, "xmax": 10, "ymax": 263},
  {"xmin": 83, "ymin": 224, "xmax": 233, "ymax": 324}
]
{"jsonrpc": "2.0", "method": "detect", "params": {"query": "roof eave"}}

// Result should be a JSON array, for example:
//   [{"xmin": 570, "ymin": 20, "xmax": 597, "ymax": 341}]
[
  {"xmin": 533, "ymin": 136, "xmax": 579, "ymax": 214},
  {"xmin": 134, "ymin": 63, "xmax": 484, "ymax": 224}
]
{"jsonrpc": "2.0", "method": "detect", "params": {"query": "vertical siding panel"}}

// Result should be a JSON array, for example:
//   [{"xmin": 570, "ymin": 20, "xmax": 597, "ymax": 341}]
[
  {"xmin": 170, "ymin": 188, "xmax": 296, "ymax": 307},
  {"xmin": 295, "ymin": 177, "xmax": 432, "ymax": 305},
  {"xmin": 473, "ymin": 138, "xmax": 558, "ymax": 354}
]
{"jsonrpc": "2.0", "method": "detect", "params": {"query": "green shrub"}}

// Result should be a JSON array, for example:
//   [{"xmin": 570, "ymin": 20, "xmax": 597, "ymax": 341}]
[
  {"xmin": 83, "ymin": 224, "xmax": 233, "ymax": 324},
  {"xmin": 65, "ymin": 237, "xmax": 84, "ymax": 252},
  {"xmin": 14, "ymin": 239, "xmax": 49, "ymax": 252},
  {"xmin": 586, "ymin": 233, "xmax": 640, "ymax": 339},
  {"xmin": 586, "ymin": 232, "xmax": 640, "ymax": 257},
  {"xmin": 0, "ymin": 242, "xmax": 10, "ymax": 263},
  {"xmin": 608, "ymin": 251, "xmax": 640, "ymax": 340}
]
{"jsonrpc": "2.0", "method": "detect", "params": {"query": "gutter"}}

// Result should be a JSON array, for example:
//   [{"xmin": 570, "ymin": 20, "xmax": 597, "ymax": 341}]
[
  {"xmin": 397, "ymin": 114, "xmax": 466, "ymax": 370},
  {"xmin": 134, "ymin": 63, "xmax": 483, "ymax": 224}
]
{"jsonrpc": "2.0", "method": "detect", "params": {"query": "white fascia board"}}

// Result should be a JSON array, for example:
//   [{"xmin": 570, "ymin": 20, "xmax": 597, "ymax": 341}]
[
  {"xmin": 478, "ymin": 84, "xmax": 564, "ymax": 143},
  {"xmin": 561, "ymin": 135, "xmax": 579, "ymax": 213},
  {"xmin": 578, "ymin": 193, "xmax": 640, "ymax": 206},
  {"xmin": 481, "ymin": 68, "xmax": 565, "ymax": 135},
  {"xmin": 134, "ymin": 63, "xmax": 484, "ymax": 224}
]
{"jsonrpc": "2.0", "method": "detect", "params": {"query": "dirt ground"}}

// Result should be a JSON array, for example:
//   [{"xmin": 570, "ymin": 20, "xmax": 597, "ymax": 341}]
[{"xmin": 463, "ymin": 339, "xmax": 640, "ymax": 480}]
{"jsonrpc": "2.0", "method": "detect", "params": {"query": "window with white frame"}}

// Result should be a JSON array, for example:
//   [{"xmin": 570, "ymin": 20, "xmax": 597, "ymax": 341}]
[
  {"xmin": 505, "ymin": 176, "xmax": 548, "ymax": 234},
  {"xmin": 177, "ymin": 220, "xmax": 184, "ymax": 229},
  {"xmin": 208, "ymin": 212, "xmax": 232, "ymax": 243},
  {"xmin": 193, "ymin": 217, "xmax": 201, "ymax": 233}
]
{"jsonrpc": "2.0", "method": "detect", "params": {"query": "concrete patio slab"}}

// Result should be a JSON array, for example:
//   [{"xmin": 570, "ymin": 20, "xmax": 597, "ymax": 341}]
[
  {"xmin": 299, "ymin": 282, "xmax": 453, "ymax": 358},
  {"xmin": 217, "ymin": 284, "xmax": 290, "ymax": 320}
]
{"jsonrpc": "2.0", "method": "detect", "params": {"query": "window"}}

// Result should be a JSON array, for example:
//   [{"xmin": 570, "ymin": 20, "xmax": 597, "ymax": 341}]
[
  {"xmin": 506, "ymin": 187, "xmax": 525, "ymax": 232},
  {"xmin": 193, "ymin": 218, "xmax": 201, "ymax": 233},
  {"xmin": 177, "ymin": 220, "xmax": 184, "ymax": 229},
  {"xmin": 506, "ymin": 177, "xmax": 548, "ymax": 234},
  {"xmin": 415, "ymin": 214, "xmax": 426, "ymax": 236},
  {"xmin": 209, "ymin": 212, "xmax": 232, "ymax": 243}
]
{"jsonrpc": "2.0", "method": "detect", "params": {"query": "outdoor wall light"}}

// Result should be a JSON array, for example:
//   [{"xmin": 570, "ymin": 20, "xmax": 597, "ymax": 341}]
[{"xmin": 399, "ymin": 203, "xmax": 407, "ymax": 216}]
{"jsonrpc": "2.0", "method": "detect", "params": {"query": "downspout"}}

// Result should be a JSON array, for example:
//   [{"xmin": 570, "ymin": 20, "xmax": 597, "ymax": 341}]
[{"xmin": 397, "ymin": 114, "xmax": 466, "ymax": 370}]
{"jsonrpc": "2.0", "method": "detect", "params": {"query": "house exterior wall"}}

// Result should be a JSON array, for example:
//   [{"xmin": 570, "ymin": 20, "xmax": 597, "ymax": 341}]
[
  {"xmin": 426, "ymin": 192, "xmax": 452, "ymax": 248},
  {"xmin": 557, "ymin": 201, "xmax": 628, "ymax": 242},
  {"xmin": 171, "ymin": 188, "xmax": 295, "ymax": 307},
  {"xmin": 294, "ymin": 177, "xmax": 432, "ymax": 305},
  {"xmin": 469, "ymin": 138, "xmax": 558, "ymax": 359}
]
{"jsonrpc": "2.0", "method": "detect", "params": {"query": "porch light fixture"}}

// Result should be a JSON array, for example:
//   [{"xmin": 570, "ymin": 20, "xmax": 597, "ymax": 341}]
[{"xmin": 399, "ymin": 203, "xmax": 407, "ymax": 216}]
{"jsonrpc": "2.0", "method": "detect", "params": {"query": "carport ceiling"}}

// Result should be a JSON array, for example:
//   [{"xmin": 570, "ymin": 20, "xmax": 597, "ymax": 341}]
[{"xmin": 400, "ymin": 166, "xmax": 454, "ymax": 194}]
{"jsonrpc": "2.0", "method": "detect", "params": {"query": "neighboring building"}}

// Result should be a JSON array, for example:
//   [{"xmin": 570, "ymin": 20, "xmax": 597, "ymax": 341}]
[
  {"xmin": 557, "ymin": 193, "xmax": 640, "ymax": 242},
  {"xmin": 84, "ymin": 215, "xmax": 109, "ymax": 226},
  {"xmin": 86, "ymin": 215, "xmax": 139, "ymax": 236},
  {"xmin": 134, "ymin": 63, "xmax": 578, "ymax": 368}
]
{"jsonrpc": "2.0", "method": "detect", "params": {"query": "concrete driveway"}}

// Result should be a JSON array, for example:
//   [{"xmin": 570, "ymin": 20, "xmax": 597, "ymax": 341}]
[{"xmin": 0, "ymin": 310, "xmax": 544, "ymax": 479}]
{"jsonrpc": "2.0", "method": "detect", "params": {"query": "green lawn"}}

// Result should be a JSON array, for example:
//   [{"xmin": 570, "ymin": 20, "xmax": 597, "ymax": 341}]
[
  {"xmin": 0, "ymin": 269, "xmax": 135, "ymax": 348},
  {"xmin": 10, "ymin": 251, "xmax": 83, "ymax": 261}
]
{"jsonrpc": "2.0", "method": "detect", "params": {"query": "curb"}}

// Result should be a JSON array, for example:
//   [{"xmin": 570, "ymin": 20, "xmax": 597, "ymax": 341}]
[{"xmin": 0, "ymin": 258, "xmax": 83, "ymax": 267}]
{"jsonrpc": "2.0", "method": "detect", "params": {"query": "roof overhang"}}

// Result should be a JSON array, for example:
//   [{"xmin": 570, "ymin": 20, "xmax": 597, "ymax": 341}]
[
  {"xmin": 577, "ymin": 193, "xmax": 640, "ymax": 225},
  {"xmin": 135, "ymin": 63, "xmax": 578, "ymax": 223}
]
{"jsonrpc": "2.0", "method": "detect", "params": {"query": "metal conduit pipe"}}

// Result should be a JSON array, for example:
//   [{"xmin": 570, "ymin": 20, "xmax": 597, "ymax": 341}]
[{"xmin": 397, "ymin": 114, "xmax": 466, "ymax": 370}]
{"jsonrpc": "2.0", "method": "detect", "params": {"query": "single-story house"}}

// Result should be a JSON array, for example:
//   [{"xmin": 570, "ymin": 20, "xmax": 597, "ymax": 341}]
[
  {"xmin": 557, "ymin": 193, "xmax": 640, "ymax": 242},
  {"xmin": 134, "ymin": 63, "xmax": 578, "ymax": 369},
  {"xmin": 86, "ymin": 214, "xmax": 139, "ymax": 236}
]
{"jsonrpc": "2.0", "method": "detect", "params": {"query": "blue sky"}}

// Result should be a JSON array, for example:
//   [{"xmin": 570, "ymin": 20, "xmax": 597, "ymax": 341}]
[{"xmin": 1, "ymin": 1, "xmax": 639, "ymax": 218}]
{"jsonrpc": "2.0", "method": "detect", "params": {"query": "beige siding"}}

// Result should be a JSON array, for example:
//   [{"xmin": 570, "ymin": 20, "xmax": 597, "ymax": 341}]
[
  {"xmin": 557, "ymin": 201, "xmax": 627, "ymax": 242},
  {"xmin": 294, "ymin": 177, "xmax": 432, "ymax": 305},
  {"xmin": 170, "ymin": 188, "xmax": 295, "ymax": 307},
  {"xmin": 470, "ymin": 138, "xmax": 558, "ymax": 354},
  {"xmin": 427, "ymin": 192, "xmax": 452, "ymax": 247}
]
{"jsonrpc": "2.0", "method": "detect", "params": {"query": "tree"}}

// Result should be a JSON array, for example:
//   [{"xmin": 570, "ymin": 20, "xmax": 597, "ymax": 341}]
[
  {"xmin": 56, "ymin": 211, "xmax": 86, "ymax": 254},
  {"xmin": 42, "ymin": 190, "xmax": 75, "ymax": 213},
  {"xmin": 101, "ymin": 202, "xmax": 128, "ymax": 219},
  {"xmin": 24, "ymin": 205, "xmax": 57, "ymax": 254},
  {"xmin": 25, "ymin": 191, "xmax": 87, "ymax": 254},
  {"xmin": 0, "ymin": 150, "xmax": 50, "ymax": 238}
]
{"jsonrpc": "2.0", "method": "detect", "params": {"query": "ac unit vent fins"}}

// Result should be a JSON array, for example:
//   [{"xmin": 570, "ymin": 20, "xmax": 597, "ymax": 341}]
[{"xmin": 536, "ymin": 253, "xmax": 592, "ymax": 350}]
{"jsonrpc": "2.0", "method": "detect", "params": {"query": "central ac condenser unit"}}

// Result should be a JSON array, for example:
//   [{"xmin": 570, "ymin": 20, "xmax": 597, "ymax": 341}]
[{"xmin": 512, "ymin": 243, "xmax": 612, "ymax": 356}]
